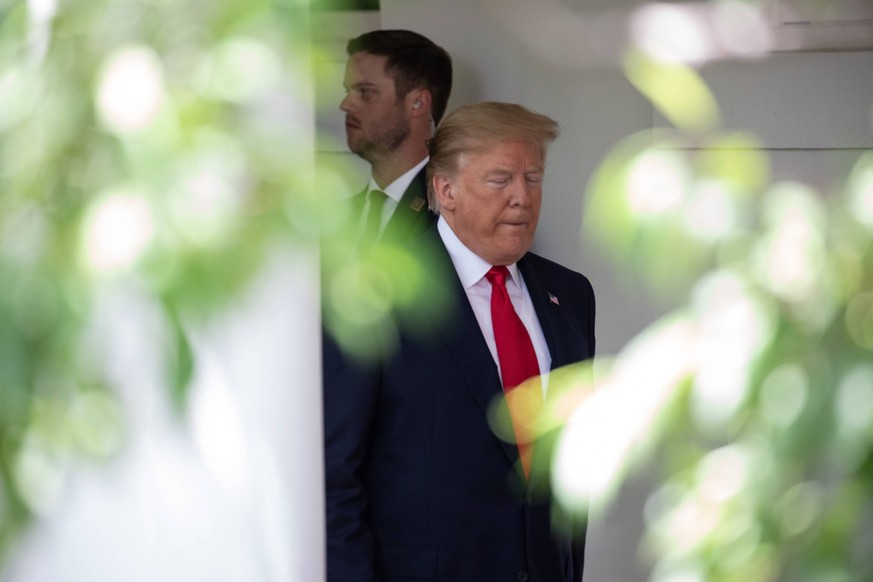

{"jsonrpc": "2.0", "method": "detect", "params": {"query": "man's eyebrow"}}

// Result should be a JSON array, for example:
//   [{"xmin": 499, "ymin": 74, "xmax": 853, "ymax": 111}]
[
  {"xmin": 483, "ymin": 167, "xmax": 544, "ymax": 176},
  {"xmin": 343, "ymin": 80, "xmax": 379, "ymax": 91},
  {"xmin": 483, "ymin": 169, "xmax": 513, "ymax": 178}
]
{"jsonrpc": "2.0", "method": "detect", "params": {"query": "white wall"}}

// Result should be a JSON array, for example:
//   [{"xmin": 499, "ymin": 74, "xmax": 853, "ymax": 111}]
[
  {"xmin": 374, "ymin": 0, "xmax": 661, "ymax": 357},
  {"xmin": 380, "ymin": 0, "xmax": 873, "ymax": 354}
]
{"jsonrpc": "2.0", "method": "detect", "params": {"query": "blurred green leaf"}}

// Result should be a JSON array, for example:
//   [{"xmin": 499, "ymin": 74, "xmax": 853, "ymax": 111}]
[{"xmin": 624, "ymin": 50, "xmax": 721, "ymax": 134}]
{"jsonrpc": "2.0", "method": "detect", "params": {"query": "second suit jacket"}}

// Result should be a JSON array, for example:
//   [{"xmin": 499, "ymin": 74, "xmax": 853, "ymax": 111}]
[
  {"xmin": 324, "ymin": 223, "xmax": 596, "ymax": 582},
  {"xmin": 354, "ymin": 167, "xmax": 436, "ymax": 244}
]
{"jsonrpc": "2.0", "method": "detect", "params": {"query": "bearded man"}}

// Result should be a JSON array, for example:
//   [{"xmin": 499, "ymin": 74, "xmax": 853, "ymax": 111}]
[{"xmin": 339, "ymin": 29, "xmax": 452, "ymax": 243}]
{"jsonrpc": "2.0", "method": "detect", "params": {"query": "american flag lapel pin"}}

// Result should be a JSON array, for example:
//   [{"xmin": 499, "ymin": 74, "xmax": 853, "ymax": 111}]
[{"xmin": 548, "ymin": 292, "xmax": 560, "ymax": 306}]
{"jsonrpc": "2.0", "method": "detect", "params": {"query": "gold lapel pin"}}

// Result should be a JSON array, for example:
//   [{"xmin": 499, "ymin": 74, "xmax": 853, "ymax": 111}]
[{"xmin": 409, "ymin": 197, "xmax": 426, "ymax": 212}]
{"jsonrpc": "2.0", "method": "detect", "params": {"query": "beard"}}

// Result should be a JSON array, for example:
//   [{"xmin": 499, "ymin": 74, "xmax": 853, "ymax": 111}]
[{"xmin": 349, "ymin": 107, "xmax": 411, "ymax": 163}]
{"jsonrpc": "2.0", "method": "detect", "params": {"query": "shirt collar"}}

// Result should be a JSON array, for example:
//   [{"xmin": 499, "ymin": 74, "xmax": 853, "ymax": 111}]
[
  {"xmin": 367, "ymin": 157, "xmax": 429, "ymax": 204},
  {"xmin": 437, "ymin": 216, "xmax": 522, "ymax": 290}
]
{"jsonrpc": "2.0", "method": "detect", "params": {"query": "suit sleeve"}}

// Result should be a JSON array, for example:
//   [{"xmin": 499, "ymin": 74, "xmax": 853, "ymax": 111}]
[
  {"xmin": 587, "ymin": 276, "xmax": 596, "ymax": 359},
  {"xmin": 322, "ymin": 330, "xmax": 382, "ymax": 582}
]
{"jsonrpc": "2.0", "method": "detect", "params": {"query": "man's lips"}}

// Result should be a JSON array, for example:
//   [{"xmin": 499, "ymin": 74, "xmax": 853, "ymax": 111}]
[{"xmin": 345, "ymin": 117, "xmax": 361, "ymax": 130}]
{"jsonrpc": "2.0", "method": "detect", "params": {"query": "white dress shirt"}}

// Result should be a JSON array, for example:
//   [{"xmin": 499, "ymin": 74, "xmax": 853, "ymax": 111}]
[
  {"xmin": 362, "ymin": 157, "xmax": 429, "ymax": 239},
  {"xmin": 437, "ymin": 217, "xmax": 551, "ymax": 396}
]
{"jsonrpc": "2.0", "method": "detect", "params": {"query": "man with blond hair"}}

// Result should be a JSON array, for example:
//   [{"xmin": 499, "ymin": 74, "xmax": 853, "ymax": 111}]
[{"xmin": 324, "ymin": 101, "xmax": 595, "ymax": 581}]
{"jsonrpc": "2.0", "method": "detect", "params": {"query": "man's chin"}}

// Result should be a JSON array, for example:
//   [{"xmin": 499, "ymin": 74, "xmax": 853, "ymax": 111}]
[
  {"xmin": 487, "ymin": 245, "xmax": 532, "ymax": 266},
  {"xmin": 346, "ymin": 140, "xmax": 367, "ymax": 158}
]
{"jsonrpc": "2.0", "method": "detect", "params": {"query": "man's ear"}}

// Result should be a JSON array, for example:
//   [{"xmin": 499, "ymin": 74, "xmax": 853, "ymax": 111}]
[
  {"xmin": 432, "ymin": 174, "xmax": 456, "ymax": 211},
  {"xmin": 407, "ymin": 89, "xmax": 432, "ymax": 118}
]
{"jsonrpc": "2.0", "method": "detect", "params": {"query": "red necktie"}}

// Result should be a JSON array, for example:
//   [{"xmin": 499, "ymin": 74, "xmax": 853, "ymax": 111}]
[{"xmin": 486, "ymin": 266, "xmax": 542, "ymax": 479}]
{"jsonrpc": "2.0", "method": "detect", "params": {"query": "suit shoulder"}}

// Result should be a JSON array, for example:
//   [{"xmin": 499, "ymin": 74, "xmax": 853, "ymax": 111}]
[{"xmin": 523, "ymin": 252, "xmax": 594, "ymax": 291}]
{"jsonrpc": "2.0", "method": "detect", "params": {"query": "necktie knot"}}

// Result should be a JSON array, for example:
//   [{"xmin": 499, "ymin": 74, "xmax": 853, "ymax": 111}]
[
  {"xmin": 368, "ymin": 189, "xmax": 387, "ymax": 205},
  {"xmin": 486, "ymin": 265, "xmax": 509, "ymax": 287}
]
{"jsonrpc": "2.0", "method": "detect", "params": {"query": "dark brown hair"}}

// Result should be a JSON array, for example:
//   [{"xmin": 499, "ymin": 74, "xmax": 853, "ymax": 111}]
[{"xmin": 347, "ymin": 29, "xmax": 453, "ymax": 124}]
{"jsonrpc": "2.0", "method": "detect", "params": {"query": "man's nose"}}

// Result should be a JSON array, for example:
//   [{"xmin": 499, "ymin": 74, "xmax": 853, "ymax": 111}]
[
  {"xmin": 339, "ymin": 93, "xmax": 352, "ymax": 113},
  {"xmin": 508, "ymin": 180, "xmax": 533, "ymax": 207}
]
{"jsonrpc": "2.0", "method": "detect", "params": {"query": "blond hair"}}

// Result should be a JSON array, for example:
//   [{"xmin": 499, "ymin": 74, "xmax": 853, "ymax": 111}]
[{"xmin": 426, "ymin": 101, "xmax": 559, "ymax": 213}]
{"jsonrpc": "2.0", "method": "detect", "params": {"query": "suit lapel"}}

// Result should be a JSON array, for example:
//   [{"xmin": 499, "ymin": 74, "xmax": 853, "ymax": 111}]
[
  {"xmin": 397, "ymin": 167, "xmax": 429, "ymax": 213},
  {"xmin": 426, "ymin": 235, "xmax": 521, "ymax": 470},
  {"xmin": 519, "ymin": 255, "xmax": 581, "ymax": 371},
  {"xmin": 384, "ymin": 169, "xmax": 433, "ymax": 242},
  {"xmin": 519, "ymin": 254, "xmax": 591, "ymax": 494}
]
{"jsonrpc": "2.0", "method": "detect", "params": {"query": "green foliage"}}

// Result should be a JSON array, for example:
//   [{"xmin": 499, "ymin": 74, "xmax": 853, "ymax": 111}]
[
  {"xmin": 0, "ymin": 0, "xmax": 312, "ymax": 565},
  {"xmin": 0, "ymin": 0, "xmax": 450, "ymax": 567},
  {"xmin": 320, "ymin": 215, "xmax": 454, "ymax": 362},
  {"xmin": 560, "ymin": 56, "xmax": 873, "ymax": 580}
]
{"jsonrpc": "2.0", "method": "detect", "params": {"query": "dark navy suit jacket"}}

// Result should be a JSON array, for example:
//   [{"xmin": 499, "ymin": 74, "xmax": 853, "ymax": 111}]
[
  {"xmin": 323, "ymin": 222, "xmax": 595, "ymax": 581},
  {"xmin": 354, "ymin": 167, "xmax": 436, "ymax": 244}
]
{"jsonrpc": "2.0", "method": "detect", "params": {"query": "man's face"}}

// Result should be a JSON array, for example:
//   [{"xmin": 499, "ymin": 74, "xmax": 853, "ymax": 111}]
[
  {"xmin": 340, "ymin": 52, "xmax": 410, "ymax": 162},
  {"xmin": 438, "ymin": 139, "xmax": 544, "ymax": 266}
]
